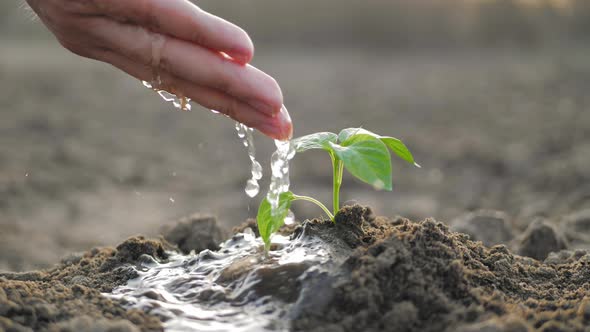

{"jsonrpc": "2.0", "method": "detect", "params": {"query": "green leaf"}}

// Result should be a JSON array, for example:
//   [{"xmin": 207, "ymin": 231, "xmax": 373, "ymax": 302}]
[
  {"xmin": 338, "ymin": 128, "xmax": 419, "ymax": 167},
  {"xmin": 380, "ymin": 137, "xmax": 419, "ymax": 167},
  {"xmin": 330, "ymin": 134, "xmax": 393, "ymax": 191},
  {"xmin": 256, "ymin": 191, "xmax": 294, "ymax": 248},
  {"xmin": 292, "ymin": 132, "xmax": 338, "ymax": 152},
  {"xmin": 337, "ymin": 128, "xmax": 374, "ymax": 143}
]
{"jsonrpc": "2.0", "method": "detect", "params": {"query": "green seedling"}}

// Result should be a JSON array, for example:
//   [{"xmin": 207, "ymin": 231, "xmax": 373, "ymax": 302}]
[{"xmin": 257, "ymin": 128, "xmax": 419, "ymax": 251}]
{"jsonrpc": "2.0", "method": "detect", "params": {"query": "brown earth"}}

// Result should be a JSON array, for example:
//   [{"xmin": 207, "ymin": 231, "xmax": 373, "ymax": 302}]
[
  {"xmin": 2, "ymin": 207, "xmax": 590, "ymax": 331},
  {"xmin": 0, "ymin": 237, "xmax": 170, "ymax": 332},
  {"xmin": 292, "ymin": 206, "xmax": 590, "ymax": 332}
]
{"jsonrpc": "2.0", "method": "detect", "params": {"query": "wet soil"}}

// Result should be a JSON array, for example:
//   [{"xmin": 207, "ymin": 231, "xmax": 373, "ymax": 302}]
[
  {"xmin": 0, "ymin": 237, "xmax": 170, "ymax": 331},
  {"xmin": 3, "ymin": 207, "xmax": 581, "ymax": 331}
]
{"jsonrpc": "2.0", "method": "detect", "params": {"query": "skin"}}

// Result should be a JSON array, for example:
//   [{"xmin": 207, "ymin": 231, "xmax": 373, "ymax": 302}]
[{"xmin": 25, "ymin": 0, "xmax": 293, "ymax": 140}]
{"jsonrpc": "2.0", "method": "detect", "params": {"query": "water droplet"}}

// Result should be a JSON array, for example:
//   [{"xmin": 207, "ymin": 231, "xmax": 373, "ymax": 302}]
[
  {"xmin": 372, "ymin": 179, "xmax": 385, "ymax": 190},
  {"xmin": 158, "ymin": 90, "xmax": 175, "ymax": 102},
  {"xmin": 172, "ymin": 97, "xmax": 192, "ymax": 111},
  {"xmin": 142, "ymin": 82, "xmax": 191, "ymax": 111},
  {"xmin": 252, "ymin": 161, "xmax": 263, "ymax": 180},
  {"xmin": 245, "ymin": 179, "xmax": 259, "ymax": 197},
  {"xmin": 235, "ymin": 122, "xmax": 246, "ymax": 138}
]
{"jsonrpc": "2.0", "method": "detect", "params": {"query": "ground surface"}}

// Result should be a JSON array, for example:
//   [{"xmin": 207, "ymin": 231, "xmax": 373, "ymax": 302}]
[
  {"xmin": 3, "ymin": 207, "xmax": 590, "ymax": 331},
  {"xmin": 2, "ymin": 2, "xmax": 590, "ymax": 331},
  {"xmin": 1, "ymin": 42, "xmax": 589, "ymax": 270}
]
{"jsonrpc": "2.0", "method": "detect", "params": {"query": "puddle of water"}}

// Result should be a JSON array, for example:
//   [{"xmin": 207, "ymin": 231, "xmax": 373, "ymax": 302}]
[{"xmin": 108, "ymin": 227, "xmax": 343, "ymax": 332}]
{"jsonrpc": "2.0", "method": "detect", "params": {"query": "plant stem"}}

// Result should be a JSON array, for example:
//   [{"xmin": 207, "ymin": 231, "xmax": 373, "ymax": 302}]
[
  {"xmin": 292, "ymin": 194, "xmax": 335, "ymax": 220},
  {"xmin": 331, "ymin": 152, "xmax": 344, "ymax": 218}
]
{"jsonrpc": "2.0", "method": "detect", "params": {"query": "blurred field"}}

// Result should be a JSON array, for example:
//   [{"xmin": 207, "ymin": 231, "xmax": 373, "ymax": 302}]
[{"xmin": 1, "ymin": 0, "xmax": 589, "ymax": 270}]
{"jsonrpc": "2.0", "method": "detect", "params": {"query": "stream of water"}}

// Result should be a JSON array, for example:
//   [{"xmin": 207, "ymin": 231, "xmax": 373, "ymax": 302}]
[
  {"xmin": 137, "ymin": 74, "xmax": 305, "ymax": 330},
  {"xmin": 143, "ymin": 78, "xmax": 294, "ymax": 207}
]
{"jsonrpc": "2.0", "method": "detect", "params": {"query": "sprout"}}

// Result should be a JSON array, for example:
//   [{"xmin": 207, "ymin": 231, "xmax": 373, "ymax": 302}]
[{"xmin": 256, "ymin": 128, "xmax": 419, "ymax": 252}]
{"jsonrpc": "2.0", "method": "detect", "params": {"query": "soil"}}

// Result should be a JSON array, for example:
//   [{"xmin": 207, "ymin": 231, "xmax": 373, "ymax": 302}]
[
  {"xmin": 1, "ymin": 37, "xmax": 590, "ymax": 331},
  {"xmin": 0, "ymin": 237, "xmax": 171, "ymax": 332},
  {"xmin": 3, "ymin": 207, "xmax": 582, "ymax": 331},
  {"xmin": 291, "ymin": 206, "xmax": 590, "ymax": 332}
]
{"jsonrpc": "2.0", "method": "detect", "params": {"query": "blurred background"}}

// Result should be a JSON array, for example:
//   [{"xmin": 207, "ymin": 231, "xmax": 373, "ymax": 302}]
[{"xmin": 1, "ymin": 0, "xmax": 589, "ymax": 271}]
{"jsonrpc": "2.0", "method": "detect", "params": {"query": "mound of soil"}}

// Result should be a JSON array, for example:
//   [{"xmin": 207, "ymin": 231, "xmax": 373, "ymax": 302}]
[
  {"xmin": 291, "ymin": 206, "xmax": 590, "ymax": 332},
  {"xmin": 0, "ymin": 237, "xmax": 170, "ymax": 332},
  {"xmin": 2, "ymin": 206, "xmax": 590, "ymax": 331}
]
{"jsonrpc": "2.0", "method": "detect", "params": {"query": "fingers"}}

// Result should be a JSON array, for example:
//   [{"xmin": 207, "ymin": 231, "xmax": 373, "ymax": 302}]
[
  {"xmin": 92, "ymin": 19, "xmax": 283, "ymax": 118},
  {"xmin": 97, "ymin": 0, "xmax": 254, "ymax": 64},
  {"xmin": 97, "ymin": 50, "xmax": 292, "ymax": 140}
]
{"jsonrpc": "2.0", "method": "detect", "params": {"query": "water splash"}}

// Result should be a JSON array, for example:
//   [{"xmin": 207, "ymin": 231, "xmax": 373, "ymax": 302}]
[
  {"xmin": 235, "ymin": 122, "xmax": 262, "ymax": 197},
  {"xmin": 107, "ymin": 227, "xmax": 341, "ymax": 332},
  {"xmin": 284, "ymin": 210, "xmax": 295, "ymax": 225},
  {"xmin": 142, "ymin": 81, "xmax": 192, "ymax": 111}
]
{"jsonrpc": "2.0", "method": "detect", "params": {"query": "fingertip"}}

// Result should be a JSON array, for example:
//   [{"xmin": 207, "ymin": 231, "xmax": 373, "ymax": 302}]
[
  {"xmin": 281, "ymin": 122, "xmax": 294, "ymax": 141},
  {"xmin": 258, "ymin": 125, "xmax": 292, "ymax": 141},
  {"xmin": 232, "ymin": 52, "xmax": 251, "ymax": 65},
  {"xmin": 278, "ymin": 105, "xmax": 293, "ymax": 140},
  {"xmin": 258, "ymin": 105, "xmax": 292, "ymax": 140},
  {"xmin": 229, "ymin": 29, "xmax": 254, "ymax": 64}
]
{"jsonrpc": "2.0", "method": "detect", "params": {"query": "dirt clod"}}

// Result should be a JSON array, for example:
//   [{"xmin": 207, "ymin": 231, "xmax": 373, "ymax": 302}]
[
  {"xmin": 516, "ymin": 218, "xmax": 568, "ymax": 260},
  {"xmin": 562, "ymin": 209, "xmax": 590, "ymax": 249},
  {"xmin": 161, "ymin": 214, "xmax": 226, "ymax": 254},
  {"xmin": 450, "ymin": 210, "xmax": 514, "ymax": 247}
]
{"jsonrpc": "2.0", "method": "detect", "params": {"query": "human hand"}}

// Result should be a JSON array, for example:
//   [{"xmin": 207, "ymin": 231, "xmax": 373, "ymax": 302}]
[{"xmin": 26, "ymin": 0, "xmax": 292, "ymax": 140}]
